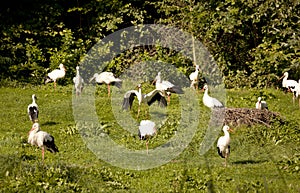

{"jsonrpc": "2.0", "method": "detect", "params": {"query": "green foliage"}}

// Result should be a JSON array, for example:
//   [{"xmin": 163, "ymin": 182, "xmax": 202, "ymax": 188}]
[
  {"xmin": 1, "ymin": 0, "xmax": 299, "ymax": 88},
  {"xmin": 152, "ymin": 0, "xmax": 300, "ymax": 88}
]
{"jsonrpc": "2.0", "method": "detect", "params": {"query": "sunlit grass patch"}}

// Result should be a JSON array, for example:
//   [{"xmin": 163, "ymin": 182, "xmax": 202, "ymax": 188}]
[{"xmin": 0, "ymin": 85, "xmax": 299, "ymax": 192}]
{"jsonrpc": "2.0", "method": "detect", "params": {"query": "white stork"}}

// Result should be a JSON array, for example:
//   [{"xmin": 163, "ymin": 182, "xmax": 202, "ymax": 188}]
[
  {"xmin": 280, "ymin": 72, "xmax": 298, "ymax": 91},
  {"xmin": 73, "ymin": 66, "xmax": 84, "ymax": 96},
  {"xmin": 256, "ymin": 97, "xmax": 268, "ymax": 110},
  {"xmin": 202, "ymin": 84, "xmax": 224, "ymax": 108},
  {"xmin": 90, "ymin": 72, "xmax": 122, "ymax": 96},
  {"xmin": 152, "ymin": 72, "xmax": 184, "ymax": 104},
  {"xmin": 189, "ymin": 65, "xmax": 200, "ymax": 90},
  {"xmin": 122, "ymin": 84, "xmax": 167, "ymax": 117},
  {"xmin": 294, "ymin": 80, "xmax": 300, "ymax": 108},
  {"xmin": 45, "ymin": 63, "xmax": 66, "ymax": 89},
  {"xmin": 28, "ymin": 123, "xmax": 59, "ymax": 162},
  {"xmin": 217, "ymin": 125, "xmax": 233, "ymax": 166},
  {"xmin": 27, "ymin": 94, "xmax": 39, "ymax": 123},
  {"xmin": 138, "ymin": 120, "xmax": 156, "ymax": 154},
  {"xmin": 279, "ymin": 72, "xmax": 299, "ymax": 103}
]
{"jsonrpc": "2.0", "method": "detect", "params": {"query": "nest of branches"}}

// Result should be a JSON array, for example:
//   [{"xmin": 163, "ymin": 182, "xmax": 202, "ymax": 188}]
[{"xmin": 212, "ymin": 108, "xmax": 282, "ymax": 127}]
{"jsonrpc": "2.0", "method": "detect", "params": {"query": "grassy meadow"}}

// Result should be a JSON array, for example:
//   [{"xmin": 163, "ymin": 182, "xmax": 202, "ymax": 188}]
[{"xmin": 0, "ymin": 82, "xmax": 299, "ymax": 192}]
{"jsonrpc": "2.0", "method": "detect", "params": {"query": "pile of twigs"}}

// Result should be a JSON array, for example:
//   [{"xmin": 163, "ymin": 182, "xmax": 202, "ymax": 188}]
[{"xmin": 212, "ymin": 108, "xmax": 281, "ymax": 127}]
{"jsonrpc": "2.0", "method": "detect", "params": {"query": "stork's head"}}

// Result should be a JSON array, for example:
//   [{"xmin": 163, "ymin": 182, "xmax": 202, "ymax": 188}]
[
  {"xmin": 76, "ymin": 66, "xmax": 80, "ymax": 70},
  {"xmin": 32, "ymin": 94, "xmax": 37, "ymax": 100},
  {"xmin": 154, "ymin": 72, "xmax": 162, "ymax": 83},
  {"xmin": 29, "ymin": 123, "xmax": 40, "ymax": 134},
  {"xmin": 257, "ymin": 97, "xmax": 262, "ymax": 102},
  {"xmin": 89, "ymin": 73, "xmax": 98, "ymax": 82},
  {"xmin": 59, "ymin": 63, "xmax": 66, "ymax": 71},
  {"xmin": 223, "ymin": 125, "xmax": 233, "ymax": 133},
  {"xmin": 202, "ymin": 84, "xmax": 208, "ymax": 91},
  {"xmin": 280, "ymin": 72, "xmax": 289, "ymax": 80}
]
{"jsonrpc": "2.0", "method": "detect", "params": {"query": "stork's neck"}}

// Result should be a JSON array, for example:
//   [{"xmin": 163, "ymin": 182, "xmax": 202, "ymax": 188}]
[
  {"xmin": 223, "ymin": 130, "xmax": 230, "ymax": 138},
  {"xmin": 195, "ymin": 66, "xmax": 199, "ymax": 74},
  {"xmin": 204, "ymin": 88, "xmax": 208, "ymax": 96},
  {"xmin": 156, "ymin": 75, "xmax": 162, "ymax": 83},
  {"xmin": 32, "ymin": 95, "xmax": 36, "ymax": 103},
  {"xmin": 258, "ymin": 103, "xmax": 261, "ymax": 109},
  {"xmin": 29, "ymin": 127, "xmax": 38, "ymax": 135}
]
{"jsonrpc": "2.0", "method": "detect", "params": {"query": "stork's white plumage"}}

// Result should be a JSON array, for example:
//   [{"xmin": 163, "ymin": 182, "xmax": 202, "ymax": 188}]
[
  {"xmin": 138, "ymin": 120, "xmax": 156, "ymax": 154},
  {"xmin": 280, "ymin": 72, "xmax": 299, "ymax": 103},
  {"xmin": 27, "ymin": 94, "xmax": 39, "ymax": 123},
  {"xmin": 294, "ymin": 80, "xmax": 300, "ymax": 107},
  {"xmin": 217, "ymin": 125, "xmax": 233, "ymax": 166},
  {"xmin": 45, "ymin": 63, "xmax": 66, "ymax": 89},
  {"xmin": 280, "ymin": 72, "xmax": 298, "ymax": 91},
  {"xmin": 202, "ymin": 84, "xmax": 224, "ymax": 108},
  {"xmin": 28, "ymin": 123, "xmax": 59, "ymax": 162},
  {"xmin": 122, "ymin": 84, "xmax": 167, "ymax": 117},
  {"xmin": 256, "ymin": 97, "xmax": 268, "ymax": 110},
  {"xmin": 90, "ymin": 72, "xmax": 122, "ymax": 96},
  {"xmin": 189, "ymin": 65, "xmax": 200, "ymax": 89},
  {"xmin": 152, "ymin": 72, "xmax": 184, "ymax": 103},
  {"xmin": 73, "ymin": 66, "xmax": 84, "ymax": 96}
]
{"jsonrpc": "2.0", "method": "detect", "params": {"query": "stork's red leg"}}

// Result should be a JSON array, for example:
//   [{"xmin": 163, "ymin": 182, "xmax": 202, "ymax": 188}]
[
  {"xmin": 146, "ymin": 141, "xmax": 149, "ymax": 155},
  {"xmin": 108, "ymin": 84, "xmax": 111, "ymax": 97},
  {"xmin": 42, "ymin": 147, "xmax": 45, "ymax": 163},
  {"xmin": 137, "ymin": 105, "xmax": 140, "ymax": 118}
]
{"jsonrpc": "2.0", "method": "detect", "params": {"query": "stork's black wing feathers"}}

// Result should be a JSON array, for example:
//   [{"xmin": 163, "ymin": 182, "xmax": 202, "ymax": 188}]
[
  {"xmin": 147, "ymin": 92, "xmax": 167, "ymax": 107},
  {"xmin": 28, "ymin": 106, "xmax": 38, "ymax": 121},
  {"xmin": 217, "ymin": 145, "xmax": 230, "ymax": 158},
  {"xmin": 288, "ymin": 86, "xmax": 296, "ymax": 90},
  {"xmin": 44, "ymin": 135, "xmax": 59, "ymax": 153},
  {"xmin": 138, "ymin": 129, "xmax": 142, "ymax": 139},
  {"xmin": 158, "ymin": 95, "xmax": 167, "ymax": 107},
  {"xmin": 111, "ymin": 81, "xmax": 122, "ymax": 89},
  {"xmin": 122, "ymin": 92, "xmax": 136, "ymax": 110},
  {"xmin": 217, "ymin": 147, "xmax": 225, "ymax": 158},
  {"xmin": 128, "ymin": 93, "xmax": 136, "ymax": 109},
  {"xmin": 167, "ymin": 86, "xmax": 184, "ymax": 94},
  {"xmin": 122, "ymin": 97, "xmax": 130, "ymax": 110},
  {"xmin": 44, "ymin": 76, "xmax": 53, "ymax": 84}
]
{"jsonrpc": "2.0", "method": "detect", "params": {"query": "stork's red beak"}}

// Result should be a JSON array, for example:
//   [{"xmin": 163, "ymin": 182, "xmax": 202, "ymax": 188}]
[
  {"xmin": 279, "ymin": 74, "xmax": 285, "ymax": 80},
  {"xmin": 228, "ymin": 128, "xmax": 234, "ymax": 133},
  {"xmin": 151, "ymin": 79, "xmax": 156, "ymax": 85},
  {"xmin": 28, "ymin": 127, "xmax": 34, "ymax": 135}
]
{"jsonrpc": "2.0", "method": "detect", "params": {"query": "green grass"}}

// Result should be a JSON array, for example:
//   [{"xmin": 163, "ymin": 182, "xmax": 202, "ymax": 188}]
[{"xmin": 0, "ymin": 84, "xmax": 299, "ymax": 192}]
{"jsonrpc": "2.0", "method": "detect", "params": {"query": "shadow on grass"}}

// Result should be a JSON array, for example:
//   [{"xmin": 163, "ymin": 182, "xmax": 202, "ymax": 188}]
[
  {"xmin": 20, "ymin": 154, "xmax": 36, "ymax": 161},
  {"xmin": 41, "ymin": 121, "xmax": 58, "ymax": 126},
  {"xmin": 232, "ymin": 159, "xmax": 268, "ymax": 165}
]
